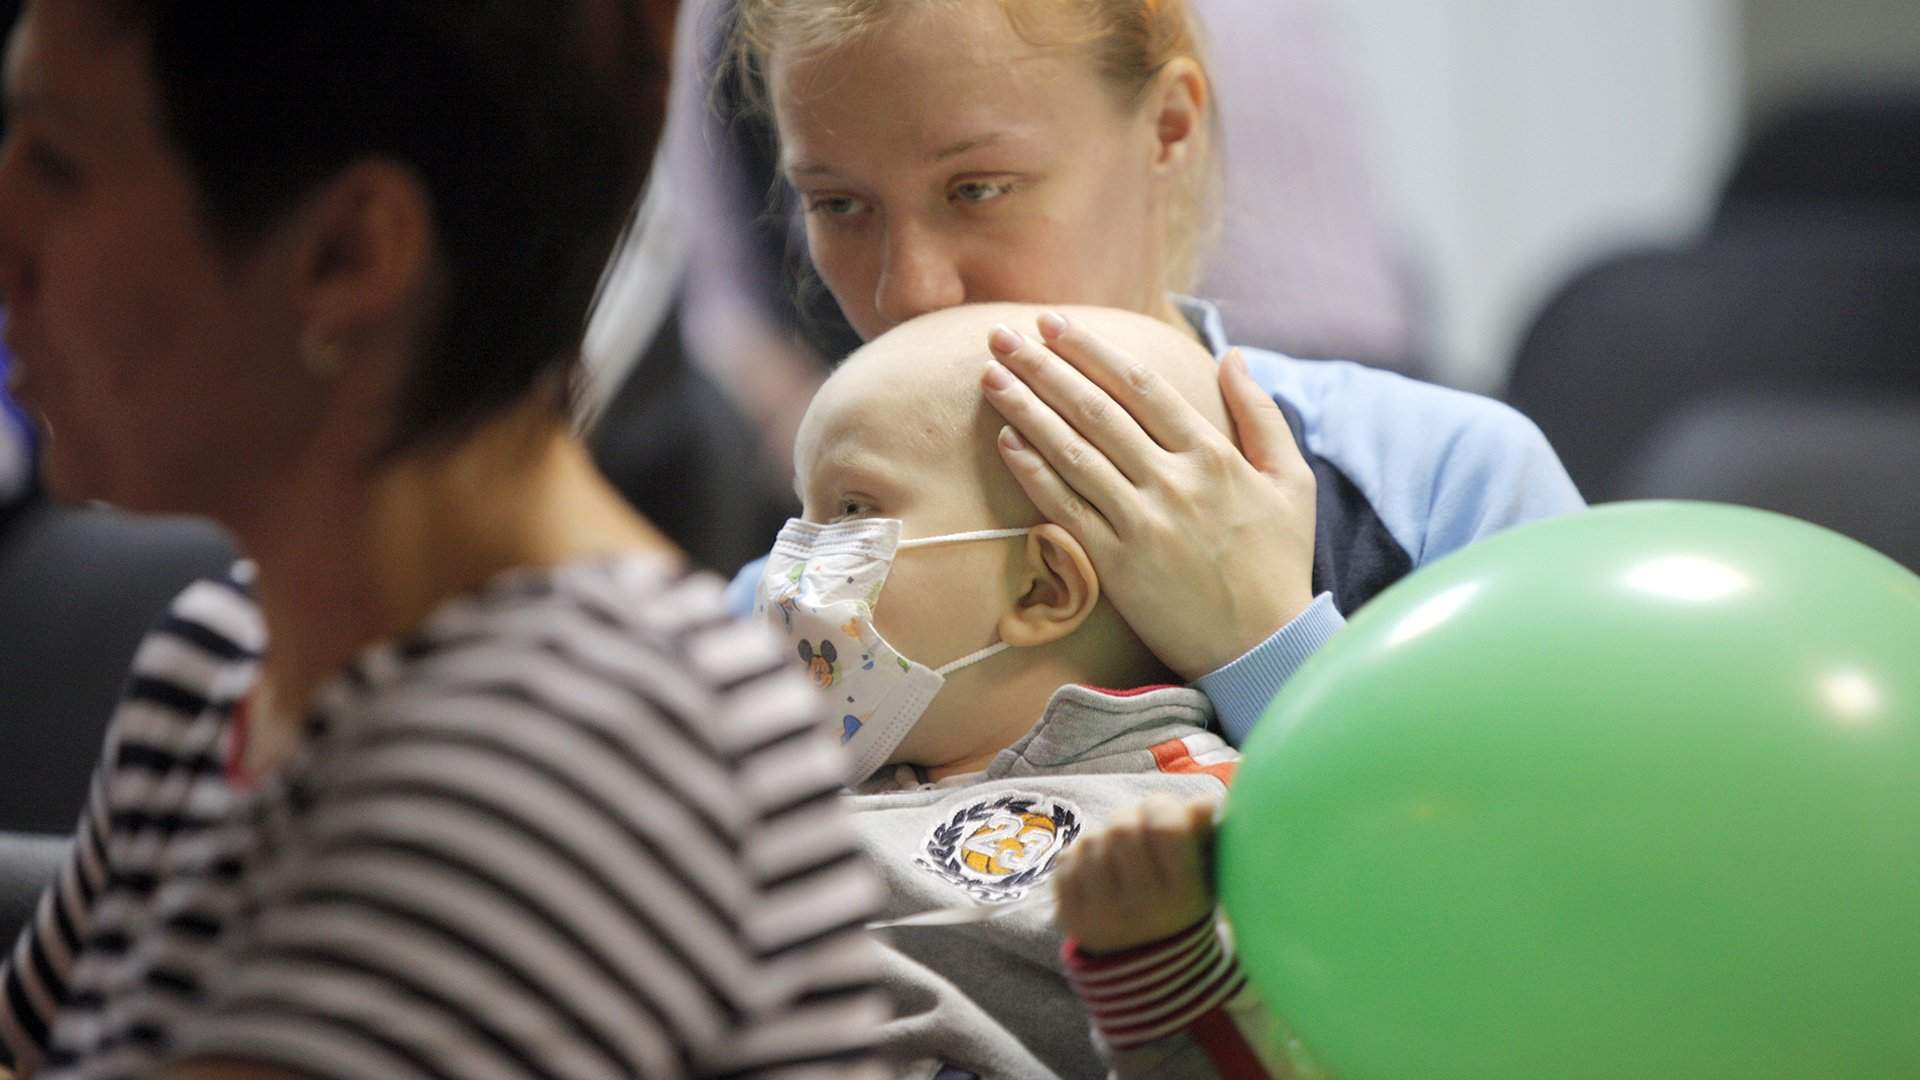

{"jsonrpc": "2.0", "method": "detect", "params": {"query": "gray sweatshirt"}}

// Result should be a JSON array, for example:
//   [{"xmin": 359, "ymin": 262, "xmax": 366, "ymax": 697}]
[{"xmin": 848, "ymin": 683, "xmax": 1249, "ymax": 1079}]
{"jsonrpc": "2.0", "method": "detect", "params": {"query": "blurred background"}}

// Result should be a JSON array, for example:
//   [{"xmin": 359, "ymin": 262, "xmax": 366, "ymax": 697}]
[
  {"xmin": 2, "ymin": 1, "xmax": 1918, "ymax": 934},
  {"xmin": 1336, "ymin": 0, "xmax": 1918, "ymax": 392},
  {"xmin": 1330, "ymin": 1, "xmax": 1920, "ymax": 578}
]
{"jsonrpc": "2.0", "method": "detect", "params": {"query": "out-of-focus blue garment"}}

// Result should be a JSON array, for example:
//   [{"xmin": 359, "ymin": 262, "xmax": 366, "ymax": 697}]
[{"xmin": 1, "ymin": 334, "xmax": 34, "ymax": 509}]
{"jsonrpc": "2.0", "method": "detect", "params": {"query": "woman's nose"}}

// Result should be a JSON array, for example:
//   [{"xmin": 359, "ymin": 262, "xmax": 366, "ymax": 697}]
[{"xmin": 874, "ymin": 223, "xmax": 966, "ymax": 329}]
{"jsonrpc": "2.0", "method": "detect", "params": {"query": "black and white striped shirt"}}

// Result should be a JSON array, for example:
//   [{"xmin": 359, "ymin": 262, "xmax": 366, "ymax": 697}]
[{"xmin": 1, "ymin": 556, "xmax": 886, "ymax": 1079}]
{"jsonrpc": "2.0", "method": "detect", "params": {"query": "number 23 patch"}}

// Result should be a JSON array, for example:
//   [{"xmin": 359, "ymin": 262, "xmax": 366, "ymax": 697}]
[{"xmin": 913, "ymin": 792, "xmax": 1083, "ymax": 903}]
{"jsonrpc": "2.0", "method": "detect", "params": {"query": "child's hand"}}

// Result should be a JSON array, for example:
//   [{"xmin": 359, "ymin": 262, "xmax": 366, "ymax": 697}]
[{"xmin": 1054, "ymin": 794, "xmax": 1218, "ymax": 955}]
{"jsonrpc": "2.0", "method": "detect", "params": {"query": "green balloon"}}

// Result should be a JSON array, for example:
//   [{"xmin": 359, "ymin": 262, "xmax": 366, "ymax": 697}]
[{"xmin": 1218, "ymin": 502, "xmax": 1920, "ymax": 1079}]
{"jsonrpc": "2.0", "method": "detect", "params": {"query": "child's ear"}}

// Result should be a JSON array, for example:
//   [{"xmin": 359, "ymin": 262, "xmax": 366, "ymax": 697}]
[{"xmin": 998, "ymin": 524, "xmax": 1101, "ymax": 648}]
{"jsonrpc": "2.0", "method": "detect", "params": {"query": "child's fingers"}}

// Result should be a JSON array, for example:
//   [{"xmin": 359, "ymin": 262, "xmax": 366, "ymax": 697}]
[
  {"xmin": 1053, "ymin": 844, "xmax": 1091, "ymax": 913},
  {"xmin": 1137, "ymin": 796, "xmax": 1197, "ymax": 887},
  {"xmin": 1094, "ymin": 828, "xmax": 1156, "ymax": 897},
  {"xmin": 1105, "ymin": 800, "xmax": 1147, "ymax": 833},
  {"xmin": 1187, "ymin": 799, "xmax": 1223, "ymax": 894},
  {"xmin": 1067, "ymin": 828, "xmax": 1120, "ymax": 895}
]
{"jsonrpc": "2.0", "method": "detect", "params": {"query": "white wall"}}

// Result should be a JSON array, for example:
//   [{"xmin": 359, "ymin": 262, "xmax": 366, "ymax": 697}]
[{"xmin": 1327, "ymin": 0, "xmax": 1744, "ymax": 392}]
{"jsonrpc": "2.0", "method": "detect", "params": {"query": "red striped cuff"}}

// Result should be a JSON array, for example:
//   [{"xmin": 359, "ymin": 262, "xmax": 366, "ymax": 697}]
[{"xmin": 1061, "ymin": 915, "xmax": 1246, "ymax": 1050}]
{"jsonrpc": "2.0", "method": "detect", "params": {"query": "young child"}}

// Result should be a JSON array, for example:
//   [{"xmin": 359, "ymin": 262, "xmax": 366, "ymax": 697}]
[{"xmin": 756, "ymin": 304, "xmax": 1293, "ymax": 1079}]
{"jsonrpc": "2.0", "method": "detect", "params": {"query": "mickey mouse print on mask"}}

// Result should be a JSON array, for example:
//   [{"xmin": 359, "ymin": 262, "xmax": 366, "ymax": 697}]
[{"xmin": 798, "ymin": 638, "xmax": 839, "ymax": 689}]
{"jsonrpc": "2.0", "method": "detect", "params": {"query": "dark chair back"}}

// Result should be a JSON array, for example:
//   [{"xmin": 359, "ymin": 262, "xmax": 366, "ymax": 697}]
[
  {"xmin": 0, "ymin": 831, "xmax": 68, "ymax": 952},
  {"xmin": 587, "ymin": 303, "xmax": 796, "ymax": 575},
  {"xmin": 1718, "ymin": 96, "xmax": 1920, "ymax": 225},
  {"xmin": 0, "ymin": 499, "xmax": 235, "ymax": 832},
  {"xmin": 1617, "ymin": 391, "xmax": 1920, "ymax": 571},
  {"xmin": 1505, "ymin": 217, "xmax": 1920, "ymax": 503}
]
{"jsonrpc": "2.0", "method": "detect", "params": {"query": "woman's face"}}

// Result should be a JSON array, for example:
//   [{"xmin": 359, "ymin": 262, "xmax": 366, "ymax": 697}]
[
  {"xmin": 0, "ymin": 2, "xmax": 310, "ymax": 516},
  {"xmin": 770, "ymin": 2, "xmax": 1179, "ymax": 341}
]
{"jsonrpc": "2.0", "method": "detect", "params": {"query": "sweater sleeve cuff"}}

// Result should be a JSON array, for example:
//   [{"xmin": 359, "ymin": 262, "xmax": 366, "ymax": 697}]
[
  {"xmin": 1061, "ymin": 916, "xmax": 1248, "ymax": 1050},
  {"xmin": 1194, "ymin": 592, "xmax": 1344, "ymax": 746}
]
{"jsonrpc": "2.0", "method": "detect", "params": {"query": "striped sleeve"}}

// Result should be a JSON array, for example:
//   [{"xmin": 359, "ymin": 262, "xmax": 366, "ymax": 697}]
[
  {"xmin": 173, "ymin": 568, "xmax": 886, "ymax": 1080},
  {"xmin": 0, "ymin": 769, "xmax": 112, "ymax": 1074},
  {"xmin": 1063, "ymin": 917, "xmax": 1301, "ymax": 1079},
  {"xmin": 1, "ymin": 573, "xmax": 256, "ymax": 1074}
]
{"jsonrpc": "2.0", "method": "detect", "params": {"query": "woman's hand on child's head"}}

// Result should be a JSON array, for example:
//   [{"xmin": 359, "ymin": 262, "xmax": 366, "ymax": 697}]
[
  {"xmin": 1054, "ymin": 794, "xmax": 1219, "ymax": 955},
  {"xmin": 982, "ymin": 314, "xmax": 1316, "ymax": 680}
]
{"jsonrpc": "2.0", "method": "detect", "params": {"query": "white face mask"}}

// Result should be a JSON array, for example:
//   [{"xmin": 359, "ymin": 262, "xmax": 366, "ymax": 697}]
[{"xmin": 756, "ymin": 517, "xmax": 1029, "ymax": 784}]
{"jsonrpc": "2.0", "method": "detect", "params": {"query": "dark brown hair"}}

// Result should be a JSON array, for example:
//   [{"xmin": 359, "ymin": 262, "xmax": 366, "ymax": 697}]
[{"xmin": 101, "ymin": 0, "xmax": 677, "ymax": 454}]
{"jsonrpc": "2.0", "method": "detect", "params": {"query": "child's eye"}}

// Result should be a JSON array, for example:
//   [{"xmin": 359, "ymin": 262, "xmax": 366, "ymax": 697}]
[{"xmin": 950, "ymin": 178, "xmax": 1013, "ymax": 206}]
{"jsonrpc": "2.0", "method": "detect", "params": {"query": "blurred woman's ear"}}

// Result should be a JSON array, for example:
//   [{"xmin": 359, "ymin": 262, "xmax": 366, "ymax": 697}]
[
  {"xmin": 292, "ymin": 160, "xmax": 438, "ymax": 373},
  {"xmin": 998, "ymin": 523, "xmax": 1100, "ymax": 648}
]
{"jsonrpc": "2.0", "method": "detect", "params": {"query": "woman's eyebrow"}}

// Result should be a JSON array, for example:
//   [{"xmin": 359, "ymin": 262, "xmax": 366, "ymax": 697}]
[
  {"xmin": 929, "ymin": 132, "xmax": 1010, "ymax": 162},
  {"xmin": 784, "ymin": 132, "xmax": 1018, "ymax": 180},
  {"xmin": 785, "ymin": 157, "xmax": 838, "ymax": 179}
]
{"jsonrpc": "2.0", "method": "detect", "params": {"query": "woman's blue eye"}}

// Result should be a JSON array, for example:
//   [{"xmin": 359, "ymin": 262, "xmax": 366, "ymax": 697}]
[
  {"xmin": 804, "ymin": 194, "xmax": 863, "ymax": 218},
  {"xmin": 951, "ymin": 179, "xmax": 1013, "ymax": 205}
]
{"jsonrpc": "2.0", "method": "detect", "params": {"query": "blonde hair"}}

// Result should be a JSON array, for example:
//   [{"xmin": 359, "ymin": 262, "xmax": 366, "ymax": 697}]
[{"xmin": 734, "ymin": 0, "xmax": 1222, "ymax": 294}]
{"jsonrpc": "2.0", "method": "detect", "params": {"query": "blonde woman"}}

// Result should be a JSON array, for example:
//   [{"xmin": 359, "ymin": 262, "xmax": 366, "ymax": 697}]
[{"xmin": 729, "ymin": 0, "xmax": 1583, "ymax": 747}]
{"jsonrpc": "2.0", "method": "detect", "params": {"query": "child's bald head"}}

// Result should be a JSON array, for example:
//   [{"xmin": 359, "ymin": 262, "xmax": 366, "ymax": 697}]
[
  {"xmin": 795, "ymin": 303, "xmax": 1231, "ymax": 531},
  {"xmin": 785, "ymin": 304, "xmax": 1234, "ymax": 774}
]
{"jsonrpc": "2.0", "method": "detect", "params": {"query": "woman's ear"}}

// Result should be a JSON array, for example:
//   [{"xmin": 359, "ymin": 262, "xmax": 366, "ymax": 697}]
[
  {"xmin": 998, "ymin": 524, "xmax": 1101, "ymax": 648},
  {"xmin": 291, "ymin": 160, "xmax": 439, "ymax": 371},
  {"xmin": 1144, "ymin": 57, "xmax": 1208, "ymax": 174}
]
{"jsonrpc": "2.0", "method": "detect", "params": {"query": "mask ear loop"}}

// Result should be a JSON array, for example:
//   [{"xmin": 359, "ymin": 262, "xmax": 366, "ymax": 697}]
[
  {"xmin": 898, "ymin": 526, "xmax": 1029, "ymax": 677},
  {"xmin": 934, "ymin": 641, "xmax": 1012, "ymax": 677},
  {"xmin": 898, "ymin": 527, "xmax": 1031, "ymax": 549}
]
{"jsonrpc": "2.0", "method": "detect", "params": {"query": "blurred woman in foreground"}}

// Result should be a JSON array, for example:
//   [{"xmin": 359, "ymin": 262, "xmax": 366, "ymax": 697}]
[{"xmin": 0, "ymin": 2, "xmax": 883, "ymax": 1077}]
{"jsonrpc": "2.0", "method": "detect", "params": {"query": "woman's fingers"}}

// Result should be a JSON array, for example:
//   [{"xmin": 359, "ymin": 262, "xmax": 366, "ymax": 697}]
[
  {"xmin": 1035, "ymin": 311, "xmax": 1212, "ymax": 455},
  {"xmin": 987, "ymin": 323, "xmax": 1162, "ymax": 483},
  {"xmin": 1220, "ymin": 349, "xmax": 1308, "ymax": 483},
  {"xmin": 1138, "ymin": 794, "xmax": 1196, "ymax": 885},
  {"xmin": 986, "ymin": 319, "xmax": 1319, "ymax": 680},
  {"xmin": 983, "ymin": 357, "xmax": 1133, "ymax": 542}
]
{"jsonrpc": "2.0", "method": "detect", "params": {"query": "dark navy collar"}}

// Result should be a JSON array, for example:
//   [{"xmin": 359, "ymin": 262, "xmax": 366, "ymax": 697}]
[{"xmin": 1172, "ymin": 294, "xmax": 1233, "ymax": 357}]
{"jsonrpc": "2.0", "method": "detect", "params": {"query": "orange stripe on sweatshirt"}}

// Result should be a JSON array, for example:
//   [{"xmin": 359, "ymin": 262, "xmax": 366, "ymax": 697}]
[{"xmin": 1149, "ymin": 736, "xmax": 1237, "ymax": 786}]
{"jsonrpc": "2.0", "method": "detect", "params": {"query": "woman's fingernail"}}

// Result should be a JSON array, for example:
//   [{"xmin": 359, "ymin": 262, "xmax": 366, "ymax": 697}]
[
  {"xmin": 1037, "ymin": 312, "xmax": 1069, "ymax": 339},
  {"xmin": 999, "ymin": 425, "xmax": 1028, "ymax": 452},
  {"xmin": 1225, "ymin": 347, "xmax": 1247, "ymax": 375},
  {"xmin": 982, "ymin": 359, "xmax": 1013, "ymax": 391},
  {"xmin": 988, "ymin": 324, "xmax": 1023, "ymax": 355}
]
